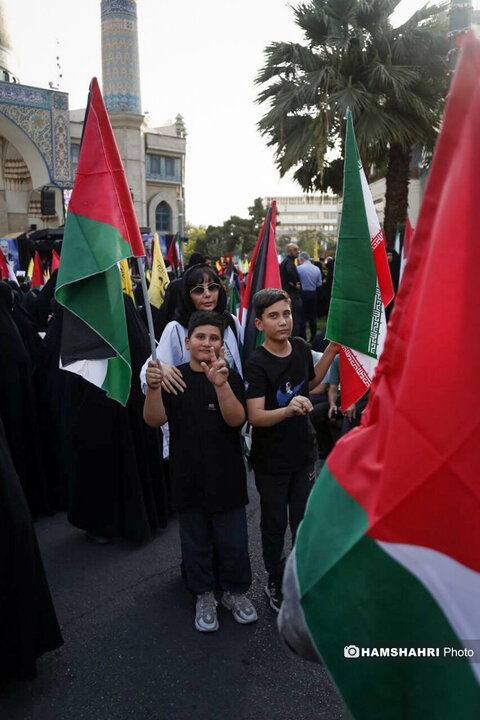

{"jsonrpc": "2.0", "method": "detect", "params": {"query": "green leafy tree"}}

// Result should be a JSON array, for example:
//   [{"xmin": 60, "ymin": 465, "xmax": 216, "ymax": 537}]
[{"xmin": 256, "ymin": 0, "xmax": 448, "ymax": 243}]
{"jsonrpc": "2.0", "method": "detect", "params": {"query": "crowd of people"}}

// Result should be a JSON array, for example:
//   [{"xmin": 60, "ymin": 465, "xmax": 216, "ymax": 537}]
[{"xmin": 1, "ymin": 244, "xmax": 390, "ymax": 677}]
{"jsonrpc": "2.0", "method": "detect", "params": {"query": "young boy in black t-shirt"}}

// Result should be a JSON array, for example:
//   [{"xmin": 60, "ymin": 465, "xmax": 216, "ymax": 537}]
[
  {"xmin": 144, "ymin": 311, "xmax": 257, "ymax": 632},
  {"xmin": 244, "ymin": 289, "xmax": 339, "ymax": 612}
]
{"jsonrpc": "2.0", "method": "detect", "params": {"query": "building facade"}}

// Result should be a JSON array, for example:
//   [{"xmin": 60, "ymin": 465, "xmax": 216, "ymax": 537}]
[
  {"xmin": 264, "ymin": 194, "xmax": 339, "ymax": 243},
  {"xmin": 0, "ymin": 0, "xmax": 186, "ymax": 239}
]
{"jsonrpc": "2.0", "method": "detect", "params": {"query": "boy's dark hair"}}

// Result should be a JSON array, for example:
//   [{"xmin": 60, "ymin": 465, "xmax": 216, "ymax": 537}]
[
  {"xmin": 187, "ymin": 310, "xmax": 225, "ymax": 338},
  {"xmin": 253, "ymin": 288, "xmax": 291, "ymax": 319}
]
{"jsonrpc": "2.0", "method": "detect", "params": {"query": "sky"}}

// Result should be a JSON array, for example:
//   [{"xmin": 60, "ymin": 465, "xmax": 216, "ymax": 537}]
[{"xmin": 2, "ymin": 0, "xmax": 470, "ymax": 227}]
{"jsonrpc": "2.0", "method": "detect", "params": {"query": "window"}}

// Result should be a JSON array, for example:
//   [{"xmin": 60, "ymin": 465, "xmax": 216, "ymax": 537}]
[
  {"xmin": 155, "ymin": 201, "xmax": 172, "ymax": 232},
  {"xmin": 71, "ymin": 143, "xmax": 80, "ymax": 179},
  {"xmin": 147, "ymin": 154, "xmax": 181, "ymax": 181}
]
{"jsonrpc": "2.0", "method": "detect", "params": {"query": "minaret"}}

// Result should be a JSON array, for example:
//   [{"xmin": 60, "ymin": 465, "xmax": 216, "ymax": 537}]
[
  {"xmin": 101, "ymin": 0, "xmax": 141, "ymax": 113},
  {"xmin": 100, "ymin": 0, "xmax": 146, "ymax": 224},
  {"xmin": 0, "ymin": 1, "xmax": 19, "ymax": 83}
]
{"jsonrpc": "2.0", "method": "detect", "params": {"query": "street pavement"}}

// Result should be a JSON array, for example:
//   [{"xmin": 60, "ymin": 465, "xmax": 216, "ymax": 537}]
[{"xmin": 0, "ymin": 473, "xmax": 349, "ymax": 720}]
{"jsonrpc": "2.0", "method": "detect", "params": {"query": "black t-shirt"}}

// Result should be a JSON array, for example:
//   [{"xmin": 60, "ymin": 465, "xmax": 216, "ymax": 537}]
[
  {"xmin": 162, "ymin": 364, "xmax": 248, "ymax": 513},
  {"xmin": 244, "ymin": 337, "xmax": 316, "ymax": 474}
]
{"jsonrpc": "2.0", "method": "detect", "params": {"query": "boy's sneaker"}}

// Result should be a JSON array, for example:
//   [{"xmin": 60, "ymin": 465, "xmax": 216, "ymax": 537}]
[
  {"xmin": 221, "ymin": 591, "xmax": 258, "ymax": 624},
  {"xmin": 195, "ymin": 591, "xmax": 219, "ymax": 632},
  {"xmin": 264, "ymin": 581, "xmax": 283, "ymax": 613}
]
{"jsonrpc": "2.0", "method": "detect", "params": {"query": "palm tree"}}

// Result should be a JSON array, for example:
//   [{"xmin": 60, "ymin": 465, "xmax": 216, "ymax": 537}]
[{"xmin": 256, "ymin": 0, "xmax": 448, "ymax": 244}]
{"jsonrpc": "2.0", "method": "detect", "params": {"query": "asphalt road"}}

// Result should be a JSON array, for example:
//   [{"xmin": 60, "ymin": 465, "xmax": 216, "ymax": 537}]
[{"xmin": 0, "ymin": 473, "xmax": 349, "ymax": 720}]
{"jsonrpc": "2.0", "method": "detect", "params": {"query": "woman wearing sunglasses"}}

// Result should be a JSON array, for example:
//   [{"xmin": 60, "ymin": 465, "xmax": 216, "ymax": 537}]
[{"xmin": 140, "ymin": 264, "xmax": 242, "ymax": 396}]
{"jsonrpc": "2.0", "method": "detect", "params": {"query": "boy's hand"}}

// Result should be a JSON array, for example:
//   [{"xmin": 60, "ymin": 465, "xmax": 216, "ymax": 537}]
[
  {"xmin": 328, "ymin": 403, "xmax": 338, "ymax": 419},
  {"xmin": 146, "ymin": 360, "xmax": 163, "ymax": 390},
  {"xmin": 284, "ymin": 395, "xmax": 313, "ymax": 418},
  {"xmin": 344, "ymin": 404, "xmax": 356, "ymax": 422},
  {"xmin": 327, "ymin": 342, "xmax": 341, "ymax": 354},
  {"xmin": 201, "ymin": 346, "xmax": 229, "ymax": 387}
]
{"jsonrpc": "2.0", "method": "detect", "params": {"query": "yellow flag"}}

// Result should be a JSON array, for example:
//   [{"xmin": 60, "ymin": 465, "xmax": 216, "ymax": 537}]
[
  {"xmin": 27, "ymin": 257, "xmax": 34, "ymax": 279},
  {"xmin": 120, "ymin": 258, "xmax": 134, "ymax": 301},
  {"xmin": 45, "ymin": 268, "xmax": 51, "ymax": 281},
  {"xmin": 313, "ymin": 240, "xmax": 319, "ymax": 262},
  {"xmin": 146, "ymin": 268, "xmax": 151, "ymax": 283},
  {"xmin": 148, "ymin": 232, "xmax": 170, "ymax": 309}
]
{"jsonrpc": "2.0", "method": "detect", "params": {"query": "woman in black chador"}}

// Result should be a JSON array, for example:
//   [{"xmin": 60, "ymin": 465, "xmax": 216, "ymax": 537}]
[
  {"xmin": 67, "ymin": 295, "xmax": 168, "ymax": 543},
  {"xmin": 0, "ymin": 282, "xmax": 48, "ymax": 516},
  {"xmin": 0, "ymin": 415, "xmax": 63, "ymax": 680}
]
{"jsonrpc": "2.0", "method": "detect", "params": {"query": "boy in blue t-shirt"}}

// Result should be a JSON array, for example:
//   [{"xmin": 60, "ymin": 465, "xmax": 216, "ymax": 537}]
[{"xmin": 245, "ymin": 289, "xmax": 338, "ymax": 612}]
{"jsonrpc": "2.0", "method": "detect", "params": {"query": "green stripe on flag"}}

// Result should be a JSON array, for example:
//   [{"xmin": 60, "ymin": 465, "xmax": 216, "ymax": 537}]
[
  {"xmin": 57, "ymin": 213, "xmax": 132, "ymax": 284},
  {"xmin": 296, "ymin": 462, "xmax": 368, "ymax": 594},
  {"xmin": 326, "ymin": 110, "xmax": 378, "ymax": 357},
  {"xmin": 294, "ymin": 464, "xmax": 480, "ymax": 719},
  {"xmin": 56, "ymin": 213, "xmax": 132, "ymax": 406}
]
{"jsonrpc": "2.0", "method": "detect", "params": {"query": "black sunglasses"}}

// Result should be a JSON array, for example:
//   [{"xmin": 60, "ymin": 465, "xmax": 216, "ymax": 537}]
[{"xmin": 189, "ymin": 283, "xmax": 221, "ymax": 296}]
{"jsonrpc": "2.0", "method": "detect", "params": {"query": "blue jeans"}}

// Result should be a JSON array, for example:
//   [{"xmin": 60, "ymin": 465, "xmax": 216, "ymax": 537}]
[{"xmin": 178, "ymin": 507, "xmax": 252, "ymax": 596}]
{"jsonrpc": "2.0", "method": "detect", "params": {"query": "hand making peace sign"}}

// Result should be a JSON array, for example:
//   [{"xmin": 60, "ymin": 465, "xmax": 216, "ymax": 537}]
[{"xmin": 201, "ymin": 346, "xmax": 229, "ymax": 387}]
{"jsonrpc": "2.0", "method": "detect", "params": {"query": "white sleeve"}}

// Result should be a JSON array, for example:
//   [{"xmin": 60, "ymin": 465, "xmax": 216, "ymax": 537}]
[{"xmin": 157, "ymin": 321, "xmax": 187, "ymax": 365}]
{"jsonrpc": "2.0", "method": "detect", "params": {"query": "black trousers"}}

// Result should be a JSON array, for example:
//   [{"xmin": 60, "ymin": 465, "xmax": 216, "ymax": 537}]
[
  {"xmin": 300, "ymin": 290, "xmax": 318, "ymax": 341},
  {"xmin": 254, "ymin": 465, "xmax": 315, "ymax": 584},
  {"xmin": 178, "ymin": 507, "xmax": 252, "ymax": 596}
]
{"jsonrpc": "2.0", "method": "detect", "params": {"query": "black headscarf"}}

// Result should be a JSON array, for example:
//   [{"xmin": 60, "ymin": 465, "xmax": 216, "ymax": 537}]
[{"xmin": 173, "ymin": 263, "xmax": 230, "ymax": 328}]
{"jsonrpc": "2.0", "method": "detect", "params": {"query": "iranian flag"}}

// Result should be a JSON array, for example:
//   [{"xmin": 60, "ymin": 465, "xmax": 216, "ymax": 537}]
[
  {"xmin": 55, "ymin": 78, "xmax": 145, "ymax": 406},
  {"xmin": 239, "ymin": 201, "xmax": 280, "ymax": 361},
  {"xmin": 278, "ymin": 33, "xmax": 480, "ymax": 719},
  {"xmin": 326, "ymin": 109, "xmax": 393, "ymax": 410}
]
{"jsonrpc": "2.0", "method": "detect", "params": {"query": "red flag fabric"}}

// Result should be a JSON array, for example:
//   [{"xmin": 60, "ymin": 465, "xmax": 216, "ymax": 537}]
[
  {"xmin": 68, "ymin": 77, "xmax": 144, "ymax": 258},
  {"xmin": 0, "ymin": 249, "xmax": 8, "ymax": 280},
  {"xmin": 31, "ymin": 251, "xmax": 45, "ymax": 289},
  {"xmin": 239, "ymin": 201, "xmax": 280, "ymax": 361},
  {"xmin": 51, "ymin": 249, "xmax": 60, "ymax": 273},
  {"xmin": 328, "ymin": 30, "xmax": 480, "ymax": 571}
]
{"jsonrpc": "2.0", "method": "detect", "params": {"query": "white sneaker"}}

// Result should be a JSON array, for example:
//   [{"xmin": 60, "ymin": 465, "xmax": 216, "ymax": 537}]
[
  {"xmin": 195, "ymin": 591, "xmax": 219, "ymax": 632},
  {"xmin": 221, "ymin": 591, "xmax": 258, "ymax": 624}
]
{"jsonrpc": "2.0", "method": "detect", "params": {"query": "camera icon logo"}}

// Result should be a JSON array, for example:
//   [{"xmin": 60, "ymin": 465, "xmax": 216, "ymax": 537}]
[{"xmin": 344, "ymin": 645, "xmax": 360, "ymax": 658}]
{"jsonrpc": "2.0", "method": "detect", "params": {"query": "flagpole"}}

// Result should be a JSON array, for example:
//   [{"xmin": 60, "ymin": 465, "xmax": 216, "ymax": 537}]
[{"xmin": 137, "ymin": 257, "xmax": 157, "ymax": 362}]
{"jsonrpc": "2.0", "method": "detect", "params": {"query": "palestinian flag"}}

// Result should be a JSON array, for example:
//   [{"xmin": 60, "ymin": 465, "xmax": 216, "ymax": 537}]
[
  {"xmin": 32, "ymin": 251, "xmax": 45, "ymax": 289},
  {"xmin": 326, "ymin": 109, "xmax": 393, "ymax": 411},
  {"xmin": 148, "ymin": 232, "xmax": 170, "ymax": 309},
  {"xmin": 55, "ymin": 78, "xmax": 145, "ymax": 406},
  {"xmin": 279, "ymin": 33, "xmax": 480, "ymax": 719},
  {"xmin": 167, "ymin": 233, "xmax": 183, "ymax": 278},
  {"xmin": 51, "ymin": 249, "xmax": 60, "ymax": 273},
  {"xmin": 239, "ymin": 201, "xmax": 280, "ymax": 361}
]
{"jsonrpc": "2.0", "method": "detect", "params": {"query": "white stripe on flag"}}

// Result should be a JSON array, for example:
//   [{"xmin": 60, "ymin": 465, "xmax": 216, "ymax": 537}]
[
  {"xmin": 59, "ymin": 357, "xmax": 109, "ymax": 389},
  {"xmin": 378, "ymin": 541, "xmax": 480, "ymax": 682}
]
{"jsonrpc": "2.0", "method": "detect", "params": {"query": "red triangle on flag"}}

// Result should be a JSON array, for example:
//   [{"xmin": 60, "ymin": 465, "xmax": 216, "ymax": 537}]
[{"xmin": 68, "ymin": 78, "xmax": 144, "ymax": 258}]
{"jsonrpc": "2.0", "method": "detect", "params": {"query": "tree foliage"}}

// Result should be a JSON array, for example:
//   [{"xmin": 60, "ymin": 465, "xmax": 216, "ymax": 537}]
[
  {"xmin": 256, "ymin": 0, "xmax": 448, "ymax": 242},
  {"xmin": 187, "ymin": 198, "xmax": 266, "ymax": 258}
]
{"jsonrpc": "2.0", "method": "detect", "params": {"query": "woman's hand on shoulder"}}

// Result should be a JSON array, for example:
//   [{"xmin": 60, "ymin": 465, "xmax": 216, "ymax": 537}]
[{"xmin": 161, "ymin": 363, "xmax": 186, "ymax": 395}]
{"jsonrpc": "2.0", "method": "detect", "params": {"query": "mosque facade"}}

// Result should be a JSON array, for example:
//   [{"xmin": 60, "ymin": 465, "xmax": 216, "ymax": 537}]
[{"xmin": 0, "ymin": 0, "xmax": 186, "ymax": 245}]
